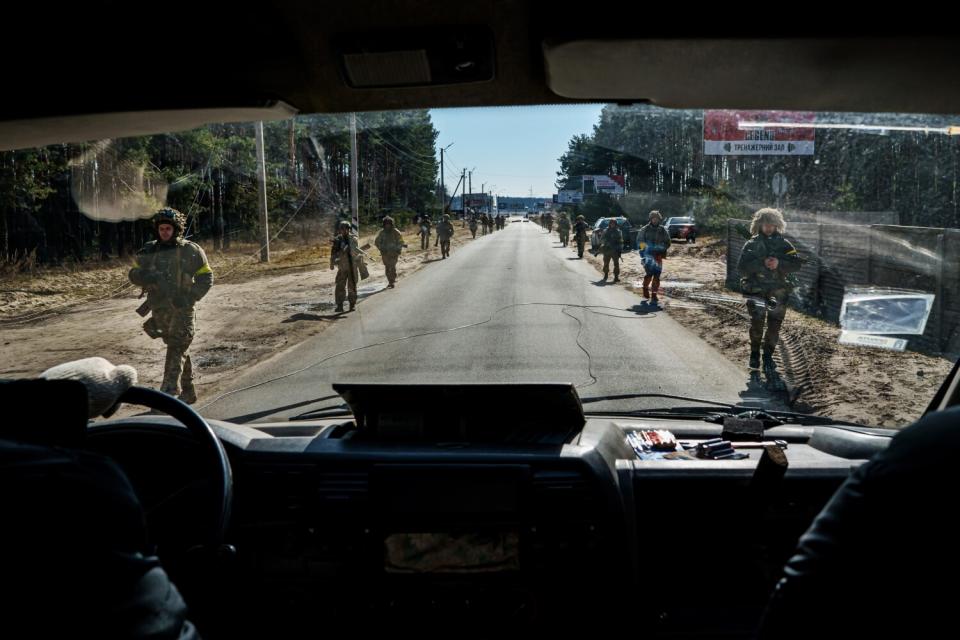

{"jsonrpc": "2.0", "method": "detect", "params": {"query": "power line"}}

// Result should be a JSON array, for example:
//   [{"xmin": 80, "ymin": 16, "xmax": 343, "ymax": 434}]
[
  {"xmin": 365, "ymin": 130, "xmax": 437, "ymax": 169},
  {"xmin": 374, "ymin": 129, "xmax": 437, "ymax": 158}
]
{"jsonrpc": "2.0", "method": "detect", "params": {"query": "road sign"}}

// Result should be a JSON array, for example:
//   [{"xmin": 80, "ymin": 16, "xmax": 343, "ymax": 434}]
[
  {"xmin": 772, "ymin": 173, "xmax": 788, "ymax": 196},
  {"xmin": 704, "ymin": 111, "xmax": 815, "ymax": 156}
]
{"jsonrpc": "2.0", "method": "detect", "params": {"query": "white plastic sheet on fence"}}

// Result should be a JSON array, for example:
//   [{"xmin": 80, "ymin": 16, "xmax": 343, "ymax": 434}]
[{"xmin": 839, "ymin": 287, "xmax": 935, "ymax": 336}]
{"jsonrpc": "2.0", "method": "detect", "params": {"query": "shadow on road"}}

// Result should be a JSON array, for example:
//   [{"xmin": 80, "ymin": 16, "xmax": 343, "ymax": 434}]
[
  {"xmin": 283, "ymin": 312, "xmax": 346, "ymax": 323},
  {"xmin": 627, "ymin": 303, "xmax": 661, "ymax": 316},
  {"xmin": 733, "ymin": 371, "xmax": 790, "ymax": 411}
]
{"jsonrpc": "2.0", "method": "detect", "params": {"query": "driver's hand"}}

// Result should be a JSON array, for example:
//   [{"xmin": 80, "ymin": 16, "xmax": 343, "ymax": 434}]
[{"xmin": 40, "ymin": 357, "xmax": 138, "ymax": 418}]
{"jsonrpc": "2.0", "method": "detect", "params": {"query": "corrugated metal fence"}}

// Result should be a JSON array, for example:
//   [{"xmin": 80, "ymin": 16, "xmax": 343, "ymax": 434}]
[{"xmin": 726, "ymin": 220, "xmax": 960, "ymax": 355}]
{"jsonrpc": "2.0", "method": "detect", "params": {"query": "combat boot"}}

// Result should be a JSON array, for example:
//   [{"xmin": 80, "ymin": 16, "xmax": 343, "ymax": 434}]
[
  {"xmin": 179, "ymin": 385, "xmax": 198, "ymax": 405},
  {"xmin": 762, "ymin": 352, "xmax": 777, "ymax": 374}
]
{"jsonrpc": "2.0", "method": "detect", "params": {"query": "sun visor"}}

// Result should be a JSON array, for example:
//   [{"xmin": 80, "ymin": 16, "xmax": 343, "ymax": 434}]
[
  {"xmin": 0, "ymin": 102, "xmax": 298, "ymax": 152},
  {"xmin": 542, "ymin": 38, "xmax": 960, "ymax": 114}
]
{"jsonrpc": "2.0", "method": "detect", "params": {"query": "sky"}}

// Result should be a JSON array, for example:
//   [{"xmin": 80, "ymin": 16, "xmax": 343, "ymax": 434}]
[{"xmin": 429, "ymin": 104, "xmax": 604, "ymax": 199}]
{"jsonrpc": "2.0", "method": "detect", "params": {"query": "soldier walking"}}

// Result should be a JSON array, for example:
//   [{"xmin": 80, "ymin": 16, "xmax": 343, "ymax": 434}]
[{"xmin": 128, "ymin": 208, "xmax": 213, "ymax": 403}]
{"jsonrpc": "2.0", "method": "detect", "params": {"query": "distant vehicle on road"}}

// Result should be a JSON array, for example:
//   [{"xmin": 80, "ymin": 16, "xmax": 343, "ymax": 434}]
[{"xmin": 664, "ymin": 216, "xmax": 698, "ymax": 242}]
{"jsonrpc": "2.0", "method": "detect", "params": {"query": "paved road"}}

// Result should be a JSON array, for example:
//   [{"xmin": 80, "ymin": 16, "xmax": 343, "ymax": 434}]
[{"xmin": 201, "ymin": 220, "xmax": 775, "ymax": 423}]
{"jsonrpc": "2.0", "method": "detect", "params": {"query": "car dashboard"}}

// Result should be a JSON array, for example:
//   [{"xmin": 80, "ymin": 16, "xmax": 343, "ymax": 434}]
[{"xmin": 92, "ymin": 391, "xmax": 888, "ymax": 638}]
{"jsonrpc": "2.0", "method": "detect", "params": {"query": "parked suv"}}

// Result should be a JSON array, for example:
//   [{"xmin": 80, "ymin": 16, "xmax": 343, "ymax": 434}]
[{"xmin": 590, "ymin": 217, "xmax": 637, "ymax": 252}]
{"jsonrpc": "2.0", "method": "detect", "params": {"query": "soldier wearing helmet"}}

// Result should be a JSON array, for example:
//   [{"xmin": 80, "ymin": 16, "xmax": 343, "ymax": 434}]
[
  {"xmin": 331, "ymin": 220, "xmax": 360, "ymax": 312},
  {"xmin": 375, "ymin": 215, "xmax": 405, "ymax": 288},
  {"xmin": 572, "ymin": 214, "xmax": 590, "ymax": 258},
  {"xmin": 557, "ymin": 212, "xmax": 571, "ymax": 247},
  {"xmin": 638, "ymin": 210, "xmax": 672, "ymax": 305},
  {"xmin": 128, "ymin": 208, "xmax": 213, "ymax": 403},
  {"xmin": 436, "ymin": 214, "xmax": 455, "ymax": 258}
]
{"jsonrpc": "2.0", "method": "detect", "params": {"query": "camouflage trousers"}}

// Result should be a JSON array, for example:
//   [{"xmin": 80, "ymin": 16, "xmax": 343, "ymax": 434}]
[
  {"xmin": 153, "ymin": 305, "xmax": 196, "ymax": 396},
  {"xmin": 576, "ymin": 237, "xmax": 586, "ymax": 257},
  {"xmin": 335, "ymin": 265, "xmax": 359, "ymax": 306},
  {"xmin": 746, "ymin": 288, "xmax": 788, "ymax": 354},
  {"xmin": 382, "ymin": 252, "xmax": 399, "ymax": 284},
  {"xmin": 420, "ymin": 233, "xmax": 430, "ymax": 250},
  {"xmin": 602, "ymin": 252, "xmax": 620, "ymax": 278},
  {"xmin": 439, "ymin": 238, "xmax": 451, "ymax": 258}
]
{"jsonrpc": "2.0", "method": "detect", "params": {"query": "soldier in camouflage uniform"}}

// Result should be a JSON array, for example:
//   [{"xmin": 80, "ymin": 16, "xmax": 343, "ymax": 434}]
[
  {"xmin": 331, "ymin": 220, "xmax": 360, "ymax": 312},
  {"xmin": 737, "ymin": 208, "xmax": 803, "ymax": 373},
  {"xmin": 128, "ymin": 208, "xmax": 213, "ymax": 403},
  {"xmin": 468, "ymin": 214, "xmax": 478, "ymax": 239},
  {"xmin": 600, "ymin": 218, "xmax": 623, "ymax": 283},
  {"xmin": 375, "ymin": 215, "xmax": 405, "ymax": 288},
  {"xmin": 418, "ymin": 215, "xmax": 432, "ymax": 250},
  {"xmin": 437, "ymin": 214, "xmax": 455, "ymax": 259},
  {"xmin": 638, "ymin": 210, "xmax": 672, "ymax": 304},
  {"xmin": 573, "ymin": 214, "xmax": 590, "ymax": 258},
  {"xmin": 557, "ymin": 213, "xmax": 571, "ymax": 246}
]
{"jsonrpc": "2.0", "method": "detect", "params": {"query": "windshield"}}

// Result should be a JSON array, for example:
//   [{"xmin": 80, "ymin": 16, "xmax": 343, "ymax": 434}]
[{"xmin": 2, "ymin": 105, "xmax": 957, "ymax": 428}]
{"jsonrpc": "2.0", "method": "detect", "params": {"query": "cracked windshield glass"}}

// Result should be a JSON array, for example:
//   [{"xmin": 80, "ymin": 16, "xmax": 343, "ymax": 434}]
[{"xmin": 2, "ymin": 105, "xmax": 958, "ymax": 428}]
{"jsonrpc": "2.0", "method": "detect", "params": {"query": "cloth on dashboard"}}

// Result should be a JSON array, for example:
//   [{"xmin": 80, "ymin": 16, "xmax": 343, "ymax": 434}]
[{"xmin": 40, "ymin": 356, "xmax": 138, "ymax": 418}]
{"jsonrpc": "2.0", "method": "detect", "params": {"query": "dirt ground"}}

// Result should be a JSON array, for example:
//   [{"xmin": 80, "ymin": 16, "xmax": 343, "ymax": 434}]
[
  {"xmin": 571, "ymin": 230, "xmax": 954, "ymax": 428},
  {"xmin": 0, "ymin": 224, "xmax": 476, "ymax": 412}
]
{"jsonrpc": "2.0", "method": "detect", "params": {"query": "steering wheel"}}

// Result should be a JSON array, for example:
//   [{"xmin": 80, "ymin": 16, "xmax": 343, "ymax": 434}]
[{"xmin": 86, "ymin": 386, "xmax": 232, "ymax": 553}]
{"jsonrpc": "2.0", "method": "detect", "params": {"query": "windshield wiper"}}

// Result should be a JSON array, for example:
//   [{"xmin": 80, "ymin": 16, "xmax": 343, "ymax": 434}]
[
  {"xmin": 579, "ymin": 393, "xmax": 868, "ymax": 427},
  {"xmin": 224, "ymin": 394, "xmax": 343, "ymax": 424},
  {"xmin": 597, "ymin": 405, "xmax": 866, "ymax": 427},
  {"xmin": 288, "ymin": 403, "xmax": 353, "ymax": 421},
  {"xmin": 579, "ymin": 393, "xmax": 738, "ymax": 409}
]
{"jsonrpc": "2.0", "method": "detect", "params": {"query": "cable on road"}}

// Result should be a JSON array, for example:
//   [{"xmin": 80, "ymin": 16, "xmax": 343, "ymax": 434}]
[
  {"xmin": 561, "ymin": 305, "xmax": 598, "ymax": 389},
  {"xmin": 196, "ymin": 301, "xmax": 654, "ymax": 411}
]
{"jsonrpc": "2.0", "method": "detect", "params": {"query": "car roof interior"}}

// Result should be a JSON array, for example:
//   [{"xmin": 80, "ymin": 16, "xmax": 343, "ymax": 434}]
[
  {"xmin": 4, "ymin": 1, "xmax": 958, "ymax": 151},
  {"xmin": 7, "ymin": 5, "xmax": 960, "ymax": 639}
]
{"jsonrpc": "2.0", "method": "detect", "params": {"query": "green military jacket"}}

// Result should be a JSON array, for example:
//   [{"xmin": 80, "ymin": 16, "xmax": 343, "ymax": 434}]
[
  {"xmin": 129, "ymin": 238, "xmax": 213, "ymax": 309},
  {"xmin": 330, "ymin": 233, "xmax": 361, "ymax": 271},
  {"xmin": 375, "ymin": 227, "xmax": 404, "ymax": 255},
  {"xmin": 639, "ymin": 223, "xmax": 671, "ymax": 255},
  {"xmin": 601, "ymin": 226, "xmax": 623, "ymax": 255},
  {"xmin": 437, "ymin": 221, "xmax": 456, "ymax": 239},
  {"xmin": 737, "ymin": 232, "xmax": 803, "ymax": 293}
]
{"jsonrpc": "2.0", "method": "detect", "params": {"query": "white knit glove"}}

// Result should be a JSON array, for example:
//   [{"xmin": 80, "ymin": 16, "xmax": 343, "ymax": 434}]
[{"xmin": 40, "ymin": 357, "xmax": 138, "ymax": 418}]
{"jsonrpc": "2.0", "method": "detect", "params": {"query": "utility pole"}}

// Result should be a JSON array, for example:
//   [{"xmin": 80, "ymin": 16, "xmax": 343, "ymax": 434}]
[
  {"xmin": 254, "ymin": 121, "xmax": 270, "ymax": 263},
  {"xmin": 468, "ymin": 170, "xmax": 473, "ymax": 198},
  {"xmin": 439, "ymin": 142, "xmax": 453, "ymax": 214},
  {"xmin": 350, "ymin": 113, "xmax": 359, "ymax": 230},
  {"xmin": 289, "ymin": 118, "xmax": 296, "ymax": 184}
]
